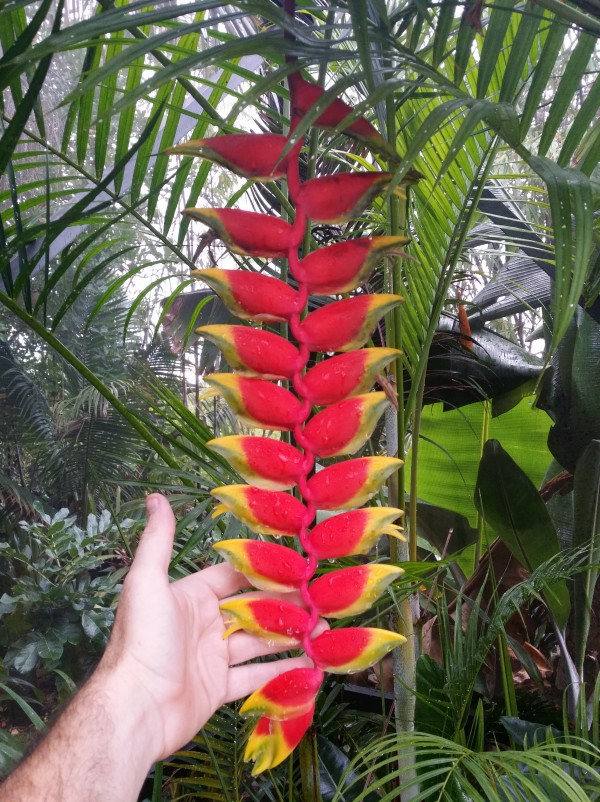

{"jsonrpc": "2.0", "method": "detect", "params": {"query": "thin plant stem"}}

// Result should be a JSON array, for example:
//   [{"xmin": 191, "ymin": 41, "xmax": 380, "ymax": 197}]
[
  {"xmin": 409, "ymin": 367, "xmax": 426, "ymax": 564},
  {"xmin": 385, "ymin": 85, "xmax": 418, "ymax": 802}
]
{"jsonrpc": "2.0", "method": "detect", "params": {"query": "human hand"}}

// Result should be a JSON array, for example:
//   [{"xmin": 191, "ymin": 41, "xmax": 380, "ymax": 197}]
[{"xmin": 98, "ymin": 494, "xmax": 314, "ymax": 762}]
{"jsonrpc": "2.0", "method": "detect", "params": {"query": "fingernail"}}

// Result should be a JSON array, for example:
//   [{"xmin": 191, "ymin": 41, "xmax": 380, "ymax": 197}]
[{"xmin": 146, "ymin": 494, "xmax": 160, "ymax": 513}]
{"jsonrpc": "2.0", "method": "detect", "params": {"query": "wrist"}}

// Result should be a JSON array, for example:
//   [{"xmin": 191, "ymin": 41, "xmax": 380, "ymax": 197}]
[{"xmin": 89, "ymin": 658, "xmax": 165, "ymax": 769}]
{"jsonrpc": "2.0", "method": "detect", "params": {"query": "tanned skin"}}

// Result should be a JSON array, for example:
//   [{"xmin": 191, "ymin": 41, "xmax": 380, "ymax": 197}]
[{"xmin": 0, "ymin": 494, "xmax": 313, "ymax": 802}]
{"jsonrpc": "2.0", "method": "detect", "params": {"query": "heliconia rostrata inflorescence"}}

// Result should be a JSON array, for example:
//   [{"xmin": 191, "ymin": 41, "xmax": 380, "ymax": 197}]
[{"xmin": 167, "ymin": 72, "xmax": 416, "ymax": 775}]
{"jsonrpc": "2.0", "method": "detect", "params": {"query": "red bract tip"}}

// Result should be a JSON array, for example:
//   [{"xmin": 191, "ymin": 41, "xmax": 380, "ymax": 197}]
[
  {"xmin": 193, "ymin": 268, "xmax": 300, "ymax": 323},
  {"xmin": 308, "ymin": 457, "xmax": 403, "ymax": 510},
  {"xmin": 288, "ymin": 73, "xmax": 397, "ymax": 159},
  {"xmin": 310, "ymin": 627, "xmax": 405, "ymax": 673},
  {"xmin": 309, "ymin": 564, "xmax": 403, "ymax": 618},
  {"xmin": 220, "ymin": 597, "xmax": 309, "ymax": 645},
  {"xmin": 303, "ymin": 348, "xmax": 400, "ymax": 406},
  {"xmin": 302, "ymin": 393, "xmax": 390, "ymax": 458},
  {"xmin": 240, "ymin": 667, "xmax": 323, "ymax": 719},
  {"xmin": 197, "ymin": 325, "xmax": 299, "ymax": 381},
  {"xmin": 300, "ymin": 294, "xmax": 404, "ymax": 353},
  {"xmin": 296, "ymin": 173, "xmax": 391, "ymax": 223},
  {"xmin": 294, "ymin": 237, "xmax": 407, "ymax": 295},
  {"xmin": 214, "ymin": 539, "xmax": 307, "ymax": 592},
  {"xmin": 308, "ymin": 507, "xmax": 405, "ymax": 560},
  {"xmin": 182, "ymin": 208, "xmax": 300, "ymax": 257},
  {"xmin": 165, "ymin": 134, "xmax": 291, "ymax": 180},
  {"xmin": 245, "ymin": 708, "xmax": 314, "ymax": 774},
  {"xmin": 204, "ymin": 374, "xmax": 302, "ymax": 431},
  {"xmin": 207, "ymin": 436, "xmax": 304, "ymax": 491},
  {"xmin": 211, "ymin": 485, "xmax": 306, "ymax": 537}
]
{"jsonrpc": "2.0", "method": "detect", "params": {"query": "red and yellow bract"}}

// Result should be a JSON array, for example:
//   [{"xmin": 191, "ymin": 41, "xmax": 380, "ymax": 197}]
[
  {"xmin": 192, "ymin": 268, "xmax": 300, "ymax": 322},
  {"xmin": 300, "ymin": 294, "xmax": 403, "ymax": 352},
  {"xmin": 295, "ymin": 237, "xmax": 407, "ymax": 295},
  {"xmin": 171, "ymin": 68, "xmax": 417, "ymax": 774},
  {"xmin": 309, "ymin": 507, "xmax": 405, "ymax": 559},
  {"xmin": 302, "ymin": 393, "xmax": 391, "ymax": 457},
  {"xmin": 307, "ymin": 457, "xmax": 403, "ymax": 510},
  {"xmin": 213, "ymin": 539, "xmax": 306, "ymax": 592},
  {"xmin": 220, "ymin": 597, "xmax": 309, "ymax": 646},
  {"xmin": 210, "ymin": 485, "xmax": 305, "ymax": 537},
  {"xmin": 207, "ymin": 436, "xmax": 303, "ymax": 490},
  {"xmin": 309, "ymin": 564, "xmax": 403, "ymax": 618},
  {"xmin": 197, "ymin": 325, "xmax": 299, "ymax": 380},
  {"xmin": 302, "ymin": 347, "xmax": 400, "ymax": 406},
  {"xmin": 166, "ymin": 133, "xmax": 291, "ymax": 180},
  {"xmin": 204, "ymin": 374, "xmax": 302, "ymax": 431},
  {"xmin": 310, "ymin": 627, "xmax": 405, "ymax": 673}
]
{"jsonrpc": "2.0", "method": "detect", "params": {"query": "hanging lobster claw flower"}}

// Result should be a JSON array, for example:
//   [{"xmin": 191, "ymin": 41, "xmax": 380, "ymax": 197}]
[
  {"xmin": 300, "ymin": 294, "xmax": 404, "ymax": 353},
  {"xmin": 303, "ymin": 348, "xmax": 400, "ymax": 407},
  {"xmin": 211, "ymin": 485, "xmax": 306, "ymax": 537},
  {"xmin": 220, "ymin": 597, "xmax": 309, "ymax": 646},
  {"xmin": 213, "ymin": 539, "xmax": 307, "ymax": 592},
  {"xmin": 310, "ymin": 628, "xmax": 406, "ymax": 673},
  {"xmin": 288, "ymin": 73, "xmax": 398, "ymax": 159},
  {"xmin": 294, "ymin": 236, "xmax": 408, "ymax": 295},
  {"xmin": 165, "ymin": 134, "xmax": 291, "ymax": 180},
  {"xmin": 308, "ymin": 507, "xmax": 405, "ymax": 560},
  {"xmin": 308, "ymin": 457, "xmax": 403, "ymax": 510},
  {"xmin": 245, "ymin": 708, "xmax": 314, "ymax": 775},
  {"xmin": 207, "ymin": 436, "xmax": 304, "ymax": 490},
  {"xmin": 182, "ymin": 208, "xmax": 299, "ymax": 257},
  {"xmin": 309, "ymin": 564, "xmax": 403, "ymax": 618},
  {"xmin": 296, "ymin": 173, "xmax": 391, "ymax": 223},
  {"xmin": 240, "ymin": 667, "xmax": 323, "ymax": 719},
  {"xmin": 196, "ymin": 325, "xmax": 299, "ymax": 380},
  {"xmin": 192, "ymin": 268, "xmax": 299, "ymax": 323},
  {"xmin": 204, "ymin": 374, "xmax": 301, "ymax": 431},
  {"xmin": 303, "ymin": 393, "xmax": 390, "ymax": 458}
]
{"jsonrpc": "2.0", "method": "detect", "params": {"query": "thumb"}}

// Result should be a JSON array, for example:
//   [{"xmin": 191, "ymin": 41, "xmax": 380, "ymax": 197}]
[{"xmin": 131, "ymin": 494, "xmax": 176, "ymax": 574}]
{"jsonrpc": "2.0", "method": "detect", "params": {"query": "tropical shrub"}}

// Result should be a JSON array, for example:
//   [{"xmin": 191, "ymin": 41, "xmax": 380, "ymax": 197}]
[{"xmin": 0, "ymin": 507, "xmax": 131, "ymax": 683}]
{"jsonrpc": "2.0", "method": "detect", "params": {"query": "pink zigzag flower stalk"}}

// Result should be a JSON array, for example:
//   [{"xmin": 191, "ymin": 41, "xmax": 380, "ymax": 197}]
[{"xmin": 167, "ymin": 73, "xmax": 417, "ymax": 774}]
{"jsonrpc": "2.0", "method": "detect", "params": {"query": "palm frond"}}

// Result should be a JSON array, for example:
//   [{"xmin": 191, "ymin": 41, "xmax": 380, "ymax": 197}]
[{"xmin": 330, "ymin": 731, "xmax": 600, "ymax": 801}]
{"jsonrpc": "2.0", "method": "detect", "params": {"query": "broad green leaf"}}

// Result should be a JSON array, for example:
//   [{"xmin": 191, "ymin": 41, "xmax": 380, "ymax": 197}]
[
  {"xmin": 318, "ymin": 735, "xmax": 380, "ymax": 802},
  {"xmin": 407, "ymin": 399, "xmax": 551, "ymax": 527},
  {"xmin": 474, "ymin": 439, "xmax": 570, "ymax": 629},
  {"xmin": 572, "ymin": 440, "xmax": 600, "ymax": 674}
]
